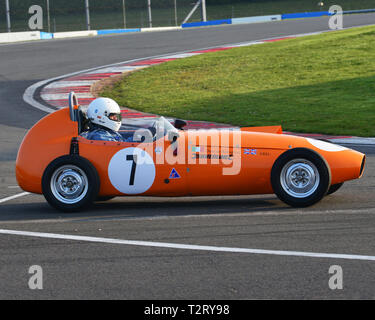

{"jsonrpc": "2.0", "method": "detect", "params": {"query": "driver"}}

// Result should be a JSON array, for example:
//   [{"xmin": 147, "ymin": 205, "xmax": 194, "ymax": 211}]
[{"xmin": 81, "ymin": 97, "xmax": 124, "ymax": 142}]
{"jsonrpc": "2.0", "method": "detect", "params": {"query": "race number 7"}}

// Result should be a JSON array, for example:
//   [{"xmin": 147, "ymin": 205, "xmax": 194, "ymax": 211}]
[
  {"xmin": 126, "ymin": 154, "xmax": 137, "ymax": 186},
  {"xmin": 108, "ymin": 147, "xmax": 155, "ymax": 194}
]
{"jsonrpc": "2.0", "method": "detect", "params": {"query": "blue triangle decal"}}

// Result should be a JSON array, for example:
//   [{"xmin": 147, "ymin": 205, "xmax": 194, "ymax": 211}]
[{"xmin": 169, "ymin": 168, "xmax": 181, "ymax": 179}]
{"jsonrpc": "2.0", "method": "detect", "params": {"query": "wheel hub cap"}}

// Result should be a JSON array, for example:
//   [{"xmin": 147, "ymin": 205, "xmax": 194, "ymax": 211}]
[
  {"xmin": 280, "ymin": 159, "xmax": 320, "ymax": 198},
  {"xmin": 51, "ymin": 165, "xmax": 88, "ymax": 204}
]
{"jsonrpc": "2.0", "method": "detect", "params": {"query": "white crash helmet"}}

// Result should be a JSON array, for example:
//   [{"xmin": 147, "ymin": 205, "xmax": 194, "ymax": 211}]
[{"xmin": 87, "ymin": 97, "xmax": 122, "ymax": 132}]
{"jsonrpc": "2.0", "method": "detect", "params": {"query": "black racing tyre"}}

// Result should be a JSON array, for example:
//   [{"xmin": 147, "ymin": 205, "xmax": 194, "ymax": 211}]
[
  {"xmin": 326, "ymin": 182, "xmax": 344, "ymax": 196},
  {"xmin": 95, "ymin": 196, "xmax": 115, "ymax": 202},
  {"xmin": 42, "ymin": 155, "xmax": 100, "ymax": 212},
  {"xmin": 271, "ymin": 148, "xmax": 331, "ymax": 207}
]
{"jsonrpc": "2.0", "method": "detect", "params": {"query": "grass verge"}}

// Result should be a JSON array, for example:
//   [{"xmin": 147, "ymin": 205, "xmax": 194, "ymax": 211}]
[{"xmin": 101, "ymin": 25, "xmax": 375, "ymax": 137}]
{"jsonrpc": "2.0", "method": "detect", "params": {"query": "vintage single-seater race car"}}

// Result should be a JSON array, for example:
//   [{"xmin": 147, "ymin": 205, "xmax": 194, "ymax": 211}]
[{"xmin": 16, "ymin": 93, "xmax": 366, "ymax": 212}]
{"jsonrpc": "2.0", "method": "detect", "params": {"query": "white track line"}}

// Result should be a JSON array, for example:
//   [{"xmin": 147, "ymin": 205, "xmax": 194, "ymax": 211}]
[
  {"xmin": 0, "ymin": 192, "xmax": 30, "ymax": 204},
  {"xmin": 86, "ymin": 66, "xmax": 141, "ymax": 74},
  {"xmin": 40, "ymin": 93, "xmax": 94, "ymax": 100},
  {"xmin": 45, "ymin": 80, "xmax": 97, "ymax": 88},
  {"xmin": 0, "ymin": 228, "xmax": 375, "ymax": 261}
]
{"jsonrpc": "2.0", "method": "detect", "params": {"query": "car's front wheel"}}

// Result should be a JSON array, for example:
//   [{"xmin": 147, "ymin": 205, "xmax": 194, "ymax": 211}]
[
  {"xmin": 42, "ymin": 155, "xmax": 100, "ymax": 212},
  {"xmin": 271, "ymin": 148, "xmax": 331, "ymax": 207}
]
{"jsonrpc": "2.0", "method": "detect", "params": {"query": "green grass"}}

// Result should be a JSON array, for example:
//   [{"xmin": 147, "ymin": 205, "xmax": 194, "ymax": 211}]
[{"xmin": 101, "ymin": 25, "xmax": 375, "ymax": 137}]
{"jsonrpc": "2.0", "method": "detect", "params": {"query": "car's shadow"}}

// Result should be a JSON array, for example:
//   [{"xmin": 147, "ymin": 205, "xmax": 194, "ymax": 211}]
[{"xmin": 0, "ymin": 195, "xmax": 291, "ymax": 222}]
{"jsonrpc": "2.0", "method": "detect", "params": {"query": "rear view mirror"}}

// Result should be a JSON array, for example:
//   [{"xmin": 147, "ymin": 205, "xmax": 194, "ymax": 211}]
[{"xmin": 69, "ymin": 92, "xmax": 79, "ymax": 121}]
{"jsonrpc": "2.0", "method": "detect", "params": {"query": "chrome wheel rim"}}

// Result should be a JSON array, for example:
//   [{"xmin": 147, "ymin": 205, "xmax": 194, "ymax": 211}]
[
  {"xmin": 50, "ymin": 165, "xmax": 88, "ymax": 204},
  {"xmin": 280, "ymin": 159, "xmax": 320, "ymax": 198}
]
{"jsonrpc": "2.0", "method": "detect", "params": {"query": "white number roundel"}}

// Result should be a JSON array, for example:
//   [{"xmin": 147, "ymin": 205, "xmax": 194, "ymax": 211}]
[{"xmin": 108, "ymin": 147, "xmax": 156, "ymax": 194}]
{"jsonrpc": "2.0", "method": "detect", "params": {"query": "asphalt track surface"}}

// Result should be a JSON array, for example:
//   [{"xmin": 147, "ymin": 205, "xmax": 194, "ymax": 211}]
[{"xmin": 1, "ymin": 14, "xmax": 375, "ymax": 300}]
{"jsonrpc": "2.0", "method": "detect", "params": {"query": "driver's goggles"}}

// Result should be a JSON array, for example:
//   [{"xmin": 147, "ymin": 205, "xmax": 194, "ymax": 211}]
[{"xmin": 108, "ymin": 113, "xmax": 122, "ymax": 122}]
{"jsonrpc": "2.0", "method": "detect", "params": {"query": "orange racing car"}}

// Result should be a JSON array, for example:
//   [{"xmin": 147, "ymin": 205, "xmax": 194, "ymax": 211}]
[{"xmin": 16, "ymin": 93, "xmax": 366, "ymax": 212}]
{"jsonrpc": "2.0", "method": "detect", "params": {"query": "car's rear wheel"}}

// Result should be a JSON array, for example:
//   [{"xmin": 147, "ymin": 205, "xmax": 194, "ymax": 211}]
[
  {"xmin": 42, "ymin": 155, "xmax": 100, "ymax": 212},
  {"xmin": 271, "ymin": 148, "xmax": 331, "ymax": 207}
]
